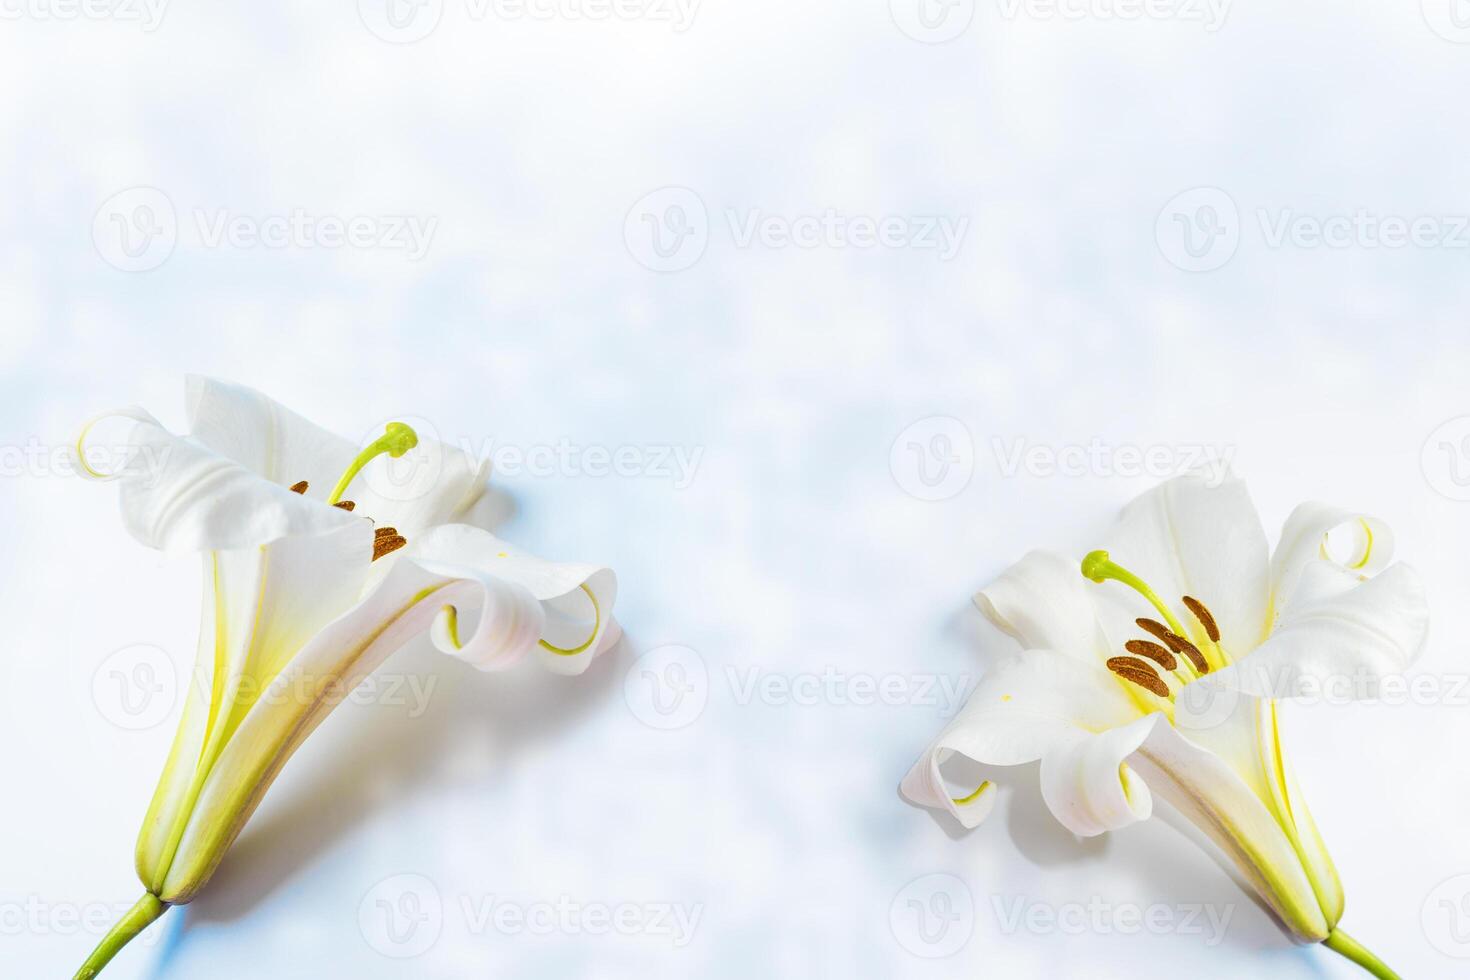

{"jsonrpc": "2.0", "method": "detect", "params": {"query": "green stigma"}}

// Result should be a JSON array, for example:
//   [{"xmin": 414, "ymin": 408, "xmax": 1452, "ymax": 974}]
[
  {"xmin": 327, "ymin": 422, "xmax": 419, "ymax": 505},
  {"xmin": 1079, "ymin": 549, "xmax": 1189, "ymax": 639}
]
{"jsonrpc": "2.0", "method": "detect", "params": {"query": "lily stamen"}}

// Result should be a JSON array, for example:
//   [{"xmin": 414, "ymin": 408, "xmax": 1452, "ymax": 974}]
[
  {"xmin": 1135, "ymin": 618, "xmax": 1210, "ymax": 675},
  {"xmin": 1105, "ymin": 657, "xmax": 1170, "ymax": 698},
  {"xmin": 1123, "ymin": 639, "xmax": 1177, "ymax": 672},
  {"xmin": 1182, "ymin": 595, "xmax": 1221, "ymax": 643},
  {"xmin": 372, "ymin": 530, "xmax": 407, "ymax": 561},
  {"xmin": 289, "ymin": 480, "xmax": 309, "ymax": 494},
  {"xmin": 333, "ymin": 500, "xmax": 356, "ymax": 512}
]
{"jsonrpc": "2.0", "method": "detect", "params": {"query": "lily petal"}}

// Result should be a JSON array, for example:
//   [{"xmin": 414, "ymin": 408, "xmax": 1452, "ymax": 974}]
[
  {"xmin": 185, "ymin": 375, "xmax": 359, "ymax": 492},
  {"xmin": 1102, "ymin": 469, "xmax": 1271, "ymax": 652},
  {"xmin": 900, "ymin": 651, "xmax": 1142, "ymax": 829},
  {"xmin": 186, "ymin": 375, "xmax": 490, "ymax": 533},
  {"xmin": 411, "ymin": 524, "xmax": 619, "ymax": 675},
  {"xmin": 1039, "ymin": 714, "xmax": 1156, "ymax": 837},
  {"xmin": 973, "ymin": 550, "xmax": 1113, "ymax": 664},
  {"xmin": 1169, "ymin": 691, "xmax": 1344, "ymax": 929},
  {"xmin": 1209, "ymin": 562, "xmax": 1428, "ymax": 699},
  {"xmin": 156, "ymin": 554, "xmax": 546, "ymax": 902},
  {"xmin": 118, "ymin": 420, "xmax": 360, "ymax": 553},
  {"xmin": 136, "ymin": 522, "xmax": 372, "ymax": 893},
  {"xmin": 1130, "ymin": 715, "xmax": 1333, "ymax": 943},
  {"xmin": 1270, "ymin": 502, "xmax": 1395, "ymax": 611}
]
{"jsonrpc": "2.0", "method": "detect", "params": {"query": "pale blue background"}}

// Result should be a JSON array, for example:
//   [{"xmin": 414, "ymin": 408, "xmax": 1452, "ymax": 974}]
[{"xmin": 4, "ymin": 1, "xmax": 1470, "ymax": 977}]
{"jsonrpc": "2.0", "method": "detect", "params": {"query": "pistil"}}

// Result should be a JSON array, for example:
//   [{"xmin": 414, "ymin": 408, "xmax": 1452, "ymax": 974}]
[
  {"xmin": 1080, "ymin": 550, "xmax": 1190, "ymax": 639},
  {"xmin": 327, "ymin": 422, "xmax": 419, "ymax": 505}
]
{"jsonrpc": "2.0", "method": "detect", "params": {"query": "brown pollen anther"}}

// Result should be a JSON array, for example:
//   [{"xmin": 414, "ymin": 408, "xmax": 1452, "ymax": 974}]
[
  {"xmin": 1137, "ymin": 618, "xmax": 1208, "ymax": 674},
  {"xmin": 289, "ymin": 480, "xmax": 309, "ymax": 494},
  {"xmin": 334, "ymin": 500, "xmax": 356, "ymax": 512},
  {"xmin": 1106, "ymin": 657, "xmax": 1169, "ymax": 698},
  {"xmin": 1124, "ymin": 639, "xmax": 1177, "ymax": 672},
  {"xmin": 1174, "ymin": 636, "xmax": 1209, "ymax": 674},
  {"xmin": 1136, "ymin": 618, "xmax": 1181, "ymax": 650},
  {"xmin": 1182, "ymin": 596, "xmax": 1221, "ymax": 643},
  {"xmin": 372, "ymin": 533, "xmax": 407, "ymax": 561}
]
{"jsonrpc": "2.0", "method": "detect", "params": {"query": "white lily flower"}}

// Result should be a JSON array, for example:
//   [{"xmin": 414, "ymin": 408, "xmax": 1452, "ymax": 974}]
[
  {"xmin": 71, "ymin": 377, "xmax": 618, "ymax": 978},
  {"xmin": 900, "ymin": 471, "xmax": 1426, "ymax": 979}
]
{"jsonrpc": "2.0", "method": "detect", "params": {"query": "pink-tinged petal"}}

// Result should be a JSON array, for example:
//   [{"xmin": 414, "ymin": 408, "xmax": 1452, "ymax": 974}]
[
  {"xmin": 901, "ymin": 651, "xmax": 1142, "ymax": 830},
  {"xmin": 411, "ymin": 524, "xmax": 618, "ymax": 675},
  {"xmin": 1038, "ymin": 714, "xmax": 1157, "ymax": 837}
]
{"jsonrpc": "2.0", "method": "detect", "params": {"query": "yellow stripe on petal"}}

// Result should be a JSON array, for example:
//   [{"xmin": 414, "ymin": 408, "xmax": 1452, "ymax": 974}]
[
  {"xmin": 537, "ymin": 584, "xmax": 601, "ymax": 656},
  {"xmin": 951, "ymin": 781, "xmax": 994, "ymax": 806}
]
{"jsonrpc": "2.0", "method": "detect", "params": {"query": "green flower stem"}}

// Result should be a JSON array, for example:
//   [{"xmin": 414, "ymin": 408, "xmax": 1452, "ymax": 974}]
[
  {"xmin": 1323, "ymin": 929, "xmax": 1400, "ymax": 980},
  {"xmin": 73, "ymin": 893, "xmax": 168, "ymax": 979}
]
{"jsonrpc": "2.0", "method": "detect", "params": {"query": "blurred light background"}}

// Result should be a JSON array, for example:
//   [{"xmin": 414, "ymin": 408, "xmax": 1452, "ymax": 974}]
[{"xmin": 4, "ymin": 1, "xmax": 1470, "ymax": 977}]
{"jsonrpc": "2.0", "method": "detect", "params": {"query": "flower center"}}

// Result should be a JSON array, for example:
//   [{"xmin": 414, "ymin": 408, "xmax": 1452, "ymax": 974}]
[
  {"xmin": 288, "ymin": 478, "xmax": 407, "ymax": 563},
  {"xmin": 1080, "ymin": 549, "xmax": 1228, "ymax": 702}
]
